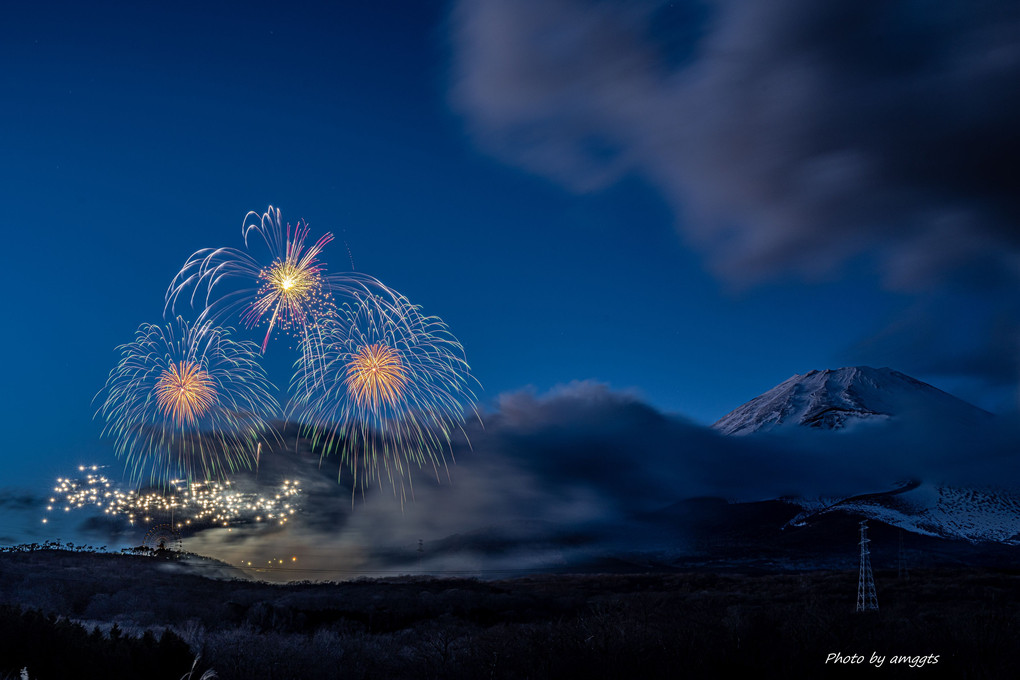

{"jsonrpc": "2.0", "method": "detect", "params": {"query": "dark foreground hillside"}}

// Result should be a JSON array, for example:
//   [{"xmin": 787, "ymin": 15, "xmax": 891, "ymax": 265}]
[{"xmin": 0, "ymin": 549, "xmax": 1017, "ymax": 679}]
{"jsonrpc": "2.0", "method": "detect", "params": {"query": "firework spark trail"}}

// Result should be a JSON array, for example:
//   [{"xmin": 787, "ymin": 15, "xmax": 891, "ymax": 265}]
[
  {"xmin": 44, "ymin": 466, "xmax": 301, "ymax": 530},
  {"xmin": 95, "ymin": 318, "xmax": 280, "ymax": 482},
  {"xmin": 165, "ymin": 205, "xmax": 399, "ymax": 357},
  {"xmin": 290, "ymin": 291, "xmax": 479, "ymax": 503}
]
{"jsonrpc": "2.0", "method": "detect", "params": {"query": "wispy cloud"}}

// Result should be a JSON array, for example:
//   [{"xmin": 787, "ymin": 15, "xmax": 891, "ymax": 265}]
[
  {"xmin": 165, "ymin": 382, "xmax": 1020, "ymax": 576},
  {"xmin": 449, "ymin": 0, "xmax": 1020, "ymax": 390},
  {"xmin": 450, "ymin": 0, "xmax": 1020, "ymax": 288},
  {"xmin": 0, "ymin": 491, "xmax": 46, "ymax": 510}
]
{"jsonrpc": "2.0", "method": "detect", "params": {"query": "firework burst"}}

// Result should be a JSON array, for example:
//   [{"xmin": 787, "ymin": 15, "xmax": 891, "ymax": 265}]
[
  {"xmin": 155, "ymin": 360, "xmax": 218, "ymax": 427},
  {"xmin": 165, "ymin": 205, "xmax": 394, "ymax": 355},
  {"xmin": 290, "ymin": 292, "xmax": 479, "ymax": 501},
  {"xmin": 345, "ymin": 343, "xmax": 410, "ymax": 410},
  {"xmin": 95, "ymin": 318, "xmax": 280, "ymax": 482}
]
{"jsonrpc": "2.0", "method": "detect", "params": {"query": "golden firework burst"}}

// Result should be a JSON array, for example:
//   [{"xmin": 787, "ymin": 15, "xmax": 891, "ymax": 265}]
[
  {"xmin": 98, "ymin": 319, "xmax": 280, "ymax": 482},
  {"xmin": 155, "ymin": 360, "xmax": 218, "ymax": 427},
  {"xmin": 267, "ymin": 258, "xmax": 315, "ymax": 300},
  {"xmin": 344, "ymin": 343, "xmax": 409, "ymax": 410},
  {"xmin": 290, "ymin": 294, "xmax": 479, "ymax": 502},
  {"xmin": 245, "ymin": 246, "xmax": 332, "ymax": 352},
  {"xmin": 166, "ymin": 207, "xmax": 400, "ymax": 367}
]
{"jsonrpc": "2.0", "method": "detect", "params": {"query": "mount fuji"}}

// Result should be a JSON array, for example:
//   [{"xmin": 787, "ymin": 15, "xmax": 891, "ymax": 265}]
[
  {"xmin": 707, "ymin": 367, "xmax": 1018, "ymax": 546},
  {"xmin": 712, "ymin": 366, "xmax": 992, "ymax": 436}
]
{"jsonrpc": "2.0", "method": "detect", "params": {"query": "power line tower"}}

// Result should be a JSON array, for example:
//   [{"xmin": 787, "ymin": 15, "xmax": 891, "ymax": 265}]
[{"xmin": 856, "ymin": 520, "xmax": 879, "ymax": 612}]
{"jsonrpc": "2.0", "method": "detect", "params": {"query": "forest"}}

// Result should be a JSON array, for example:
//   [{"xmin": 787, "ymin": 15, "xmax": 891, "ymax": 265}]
[{"xmin": 0, "ymin": 546, "xmax": 1017, "ymax": 679}]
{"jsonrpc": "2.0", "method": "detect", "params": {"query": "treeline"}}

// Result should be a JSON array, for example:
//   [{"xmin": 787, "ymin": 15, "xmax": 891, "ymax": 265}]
[
  {"xmin": 187, "ymin": 570, "xmax": 1020, "ymax": 679},
  {"xmin": 0, "ymin": 550, "xmax": 1018, "ymax": 678},
  {"xmin": 0, "ymin": 605, "xmax": 194, "ymax": 680},
  {"xmin": 1, "ymin": 541, "xmax": 109, "ymax": 554},
  {"xmin": 0, "ymin": 541, "xmax": 177, "ymax": 557}
]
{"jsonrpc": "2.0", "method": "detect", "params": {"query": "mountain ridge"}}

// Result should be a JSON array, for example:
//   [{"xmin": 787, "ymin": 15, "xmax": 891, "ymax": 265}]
[{"xmin": 712, "ymin": 366, "xmax": 991, "ymax": 436}]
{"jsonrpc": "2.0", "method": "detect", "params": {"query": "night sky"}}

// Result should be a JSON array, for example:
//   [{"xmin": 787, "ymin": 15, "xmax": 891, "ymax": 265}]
[{"xmin": 2, "ymin": 0, "xmax": 1018, "ymax": 510}]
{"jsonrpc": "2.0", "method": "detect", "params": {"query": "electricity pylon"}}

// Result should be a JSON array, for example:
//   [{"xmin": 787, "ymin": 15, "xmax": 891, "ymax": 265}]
[{"xmin": 857, "ymin": 520, "xmax": 879, "ymax": 612}]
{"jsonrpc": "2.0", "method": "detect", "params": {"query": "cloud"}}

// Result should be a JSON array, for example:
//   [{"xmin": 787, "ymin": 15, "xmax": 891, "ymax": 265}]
[
  {"xmin": 0, "ymin": 491, "xmax": 51, "ymax": 547},
  {"xmin": 0, "ymin": 490, "xmax": 45, "ymax": 510},
  {"xmin": 450, "ymin": 0, "xmax": 1020, "ymax": 289},
  {"xmin": 170, "ymin": 382, "xmax": 1020, "ymax": 577}
]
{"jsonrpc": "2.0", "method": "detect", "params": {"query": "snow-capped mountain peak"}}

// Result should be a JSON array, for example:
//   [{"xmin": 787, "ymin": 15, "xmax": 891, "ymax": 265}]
[{"xmin": 712, "ymin": 366, "xmax": 990, "ymax": 436}]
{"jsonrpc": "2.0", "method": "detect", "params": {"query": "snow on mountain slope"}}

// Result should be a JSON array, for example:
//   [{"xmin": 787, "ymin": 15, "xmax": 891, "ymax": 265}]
[
  {"xmin": 711, "ymin": 367, "xmax": 1015, "ymax": 544},
  {"xmin": 787, "ymin": 482, "xmax": 1020, "ymax": 544},
  {"xmin": 712, "ymin": 366, "xmax": 991, "ymax": 436}
]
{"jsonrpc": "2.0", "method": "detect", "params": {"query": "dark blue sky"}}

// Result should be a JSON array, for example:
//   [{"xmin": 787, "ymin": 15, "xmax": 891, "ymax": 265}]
[{"xmin": 2, "ymin": 0, "xmax": 1018, "ymax": 490}]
